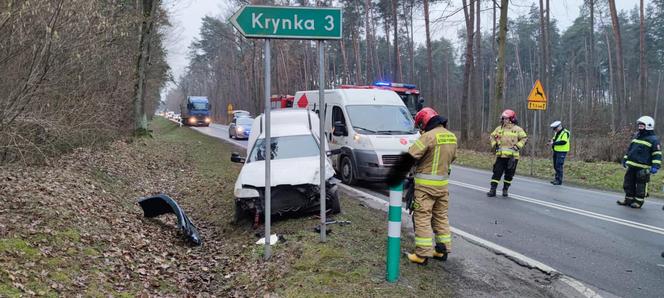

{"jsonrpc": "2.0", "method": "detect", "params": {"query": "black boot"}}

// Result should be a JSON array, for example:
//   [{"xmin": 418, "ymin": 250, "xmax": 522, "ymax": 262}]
[
  {"xmin": 486, "ymin": 186, "xmax": 497, "ymax": 197},
  {"xmin": 433, "ymin": 243, "xmax": 448, "ymax": 261},
  {"xmin": 617, "ymin": 197, "xmax": 633, "ymax": 206},
  {"xmin": 502, "ymin": 185, "xmax": 510, "ymax": 197}
]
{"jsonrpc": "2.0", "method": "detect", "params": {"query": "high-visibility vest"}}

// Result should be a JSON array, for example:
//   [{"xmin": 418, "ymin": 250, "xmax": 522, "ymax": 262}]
[{"xmin": 553, "ymin": 129, "xmax": 570, "ymax": 152}]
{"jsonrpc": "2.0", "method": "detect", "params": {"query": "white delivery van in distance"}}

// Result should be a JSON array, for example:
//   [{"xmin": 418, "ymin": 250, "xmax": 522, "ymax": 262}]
[{"xmin": 293, "ymin": 88, "xmax": 420, "ymax": 185}]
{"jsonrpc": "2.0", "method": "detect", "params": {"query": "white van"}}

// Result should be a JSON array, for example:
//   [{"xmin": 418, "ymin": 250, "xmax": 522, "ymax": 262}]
[{"xmin": 293, "ymin": 89, "xmax": 420, "ymax": 185}]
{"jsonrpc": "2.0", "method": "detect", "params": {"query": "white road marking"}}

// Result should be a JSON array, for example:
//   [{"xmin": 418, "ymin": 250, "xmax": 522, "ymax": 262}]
[
  {"xmin": 337, "ymin": 183, "xmax": 601, "ymax": 298},
  {"xmin": 450, "ymin": 180, "xmax": 664, "ymax": 236},
  {"xmin": 455, "ymin": 165, "xmax": 664, "ymax": 207}
]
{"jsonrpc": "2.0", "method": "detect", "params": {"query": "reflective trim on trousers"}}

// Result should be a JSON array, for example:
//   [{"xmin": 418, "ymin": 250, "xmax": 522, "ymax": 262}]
[
  {"xmin": 415, "ymin": 178, "xmax": 449, "ymax": 186},
  {"xmin": 435, "ymin": 234, "xmax": 451, "ymax": 244},
  {"xmin": 415, "ymin": 237, "xmax": 433, "ymax": 247}
]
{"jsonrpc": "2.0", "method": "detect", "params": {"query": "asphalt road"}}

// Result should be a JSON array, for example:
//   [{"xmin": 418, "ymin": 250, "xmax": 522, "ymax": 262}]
[{"xmin": 194, "ymin": 122, "xmax": 664, "ymax": 297}]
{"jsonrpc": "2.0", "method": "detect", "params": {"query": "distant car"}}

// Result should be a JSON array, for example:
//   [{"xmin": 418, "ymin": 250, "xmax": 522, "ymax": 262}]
[
  {"xmin": 230, "ymin": 109, "xmax": 341, "ymax": 223},
  {"xmin": 229, "ymin": 110, "xmax": 251, "ymax": 124},
  {"xmin": 229, "ymin": 116, "xmax": 253, "ymax": 139}
]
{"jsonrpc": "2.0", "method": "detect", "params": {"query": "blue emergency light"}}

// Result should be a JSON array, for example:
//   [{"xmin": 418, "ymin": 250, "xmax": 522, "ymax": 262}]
[{"xmin": 372, "ymin": 81, "xmax": 416, "ymax": 89}]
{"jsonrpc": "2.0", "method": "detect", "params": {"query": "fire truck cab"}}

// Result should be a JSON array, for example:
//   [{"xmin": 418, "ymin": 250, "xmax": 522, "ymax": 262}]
[
  {"xmin": 338, "ymin": 82, "xmax": 423, "ymax": 116},
  {"xmin": 270, "ymin": 95, "xmax": 295, "ymax": 109}
]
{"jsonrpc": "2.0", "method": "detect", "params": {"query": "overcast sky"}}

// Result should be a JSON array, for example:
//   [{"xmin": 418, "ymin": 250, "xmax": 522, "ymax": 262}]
[{"xmin": 162, "ymin": 0, "xmax": 643, "ymax": 92}]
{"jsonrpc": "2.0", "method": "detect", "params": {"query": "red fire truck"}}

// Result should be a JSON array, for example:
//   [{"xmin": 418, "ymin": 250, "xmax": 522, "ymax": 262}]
[
  {"xmin": 270, "ymin": 95, "xmax": 295, "ymax": 109},
  {"xmin": 338, "ymin": 82, "xmax": 423, "ymax": 116}
]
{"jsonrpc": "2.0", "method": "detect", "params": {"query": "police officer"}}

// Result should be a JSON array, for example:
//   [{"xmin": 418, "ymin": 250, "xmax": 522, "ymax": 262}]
[
  {"xmin": 488, "ymin": 109, "xmax": 528, "ymax": 197},
  {"xmin": 617, "ymin": 116, "xmax": 661, "ymax": 208},
  {"xmin": 547, "ymin": 121, "xmax": 570, "ymax": 185},
  {"xmin": 386, "ymin": 107, "xmax": 457, "ymax": 265}
]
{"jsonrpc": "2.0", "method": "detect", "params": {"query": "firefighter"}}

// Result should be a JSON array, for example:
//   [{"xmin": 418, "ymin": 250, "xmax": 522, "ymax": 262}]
[
  {"xmin": 547, "ymin": 121, "xmax": 570, "ymax": 185},
  {"xmin": 617, "ymin": 116, "xmax": 661, "ymax": 209},
  {"xmin": 386, "ymin": 107, "xmax": 457, "ymax": 265},
  {"xmin": 488, "ymin": 109, "xmax": 528, "ymax": 197}
]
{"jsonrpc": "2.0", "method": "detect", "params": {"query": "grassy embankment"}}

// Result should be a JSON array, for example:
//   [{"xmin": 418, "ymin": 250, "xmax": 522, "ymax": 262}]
[{"xmin": 0, "ymin": 117, "xmax": 483, "ymax": 296}]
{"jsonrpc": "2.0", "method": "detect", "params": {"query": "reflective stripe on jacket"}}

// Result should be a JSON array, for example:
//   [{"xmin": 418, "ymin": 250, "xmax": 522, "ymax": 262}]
[
  {"xmin": 623, "ymin": 131, "xmax": 662, "ymax": 169},
  {"xmin": 490, "ymin": 123, "xmax": 528, "ymax": 159},
  {"xmin": 408, "ymin": 126, "xmax": 457, "ymax": 188}
]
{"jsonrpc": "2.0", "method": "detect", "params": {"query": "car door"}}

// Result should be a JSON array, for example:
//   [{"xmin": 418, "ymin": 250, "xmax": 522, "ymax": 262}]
[{"xmin": 329, "ymin": 105, "xmax": 349, "ymax": 168}]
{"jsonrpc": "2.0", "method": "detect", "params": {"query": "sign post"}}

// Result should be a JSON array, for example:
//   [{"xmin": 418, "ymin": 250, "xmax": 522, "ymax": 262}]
[
  {"xmin": 527, "ymin": 80, "xmax": 548, "ymax": 175},
  {"xmin": 231, "ymin": 5, "xmax": 342, "ymax": 259}
]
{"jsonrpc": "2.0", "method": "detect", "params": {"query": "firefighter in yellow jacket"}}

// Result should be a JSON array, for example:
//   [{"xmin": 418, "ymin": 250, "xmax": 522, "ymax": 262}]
[
  {"xmin": 401, "ymin": 107, "xmax": 458, "ymax": 265},
  {"xmin": 487, "ymin": 109, "xmax": 528, "ymax": 197}
]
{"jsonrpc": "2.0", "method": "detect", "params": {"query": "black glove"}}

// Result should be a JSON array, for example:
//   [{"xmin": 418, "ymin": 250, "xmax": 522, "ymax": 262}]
[{"xmin": 385, "ymin": 153, "xmax": 416, "ymax": 187}]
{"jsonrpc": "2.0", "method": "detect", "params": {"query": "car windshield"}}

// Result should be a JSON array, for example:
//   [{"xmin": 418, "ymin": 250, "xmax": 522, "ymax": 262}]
[
  {"xmin": 346, "ymin": 105, "xmax": 416, "ymax": 134},
  {"xmin": 237, "ymin": 118, "xmax": 253, "ymax": 125},
  {"xmin": 192, "ymin": 102, "xmax": 207, "ymax": 110},
  {"xmin": 248, "ymin": 135, "xmax": 319, "ymax": 162}
]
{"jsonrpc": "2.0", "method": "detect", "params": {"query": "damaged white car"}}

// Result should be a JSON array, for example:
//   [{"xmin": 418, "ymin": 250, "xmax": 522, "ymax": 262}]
[{"xmin": 230, "ymin": 109, "xmax": 341, "ymax": 225}]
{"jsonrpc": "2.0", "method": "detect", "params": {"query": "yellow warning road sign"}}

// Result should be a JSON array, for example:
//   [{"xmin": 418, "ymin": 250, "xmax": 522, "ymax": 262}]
[
  {"xmin": 527, "ymin": 80, "xmax": 547, "ymax": 103},
  {"xmin": 227, "ymin": 103, "xmax": 234, "ymax": 114},
  {"xmin": 528, "ymin": 101, "xmax": 547, "ymax": 110}
]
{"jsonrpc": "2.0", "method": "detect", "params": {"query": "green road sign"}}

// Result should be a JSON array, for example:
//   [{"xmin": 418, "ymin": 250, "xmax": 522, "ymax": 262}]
[{"xmin": 230, "ymin": 5, "xmax": 342, "ymax": 40}]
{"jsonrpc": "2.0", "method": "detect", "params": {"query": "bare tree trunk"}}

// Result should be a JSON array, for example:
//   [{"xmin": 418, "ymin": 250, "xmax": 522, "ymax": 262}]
[
  {"xmin": 352, "ymin": 24, "xmax": 362, "ymax": 84},
  {"xmin": 475, "ymin": 0, "xmax": 482, "ymax": 136},
  {"xmin": 392, "ymin": 0, "xmax": 402, "ymax": 81},
  {"xmin": 609, "ymin": 0, "xmax": 626, "ymax": 128},
  {"xmin": 656, "ymin": 71, "xmax": 662, "ymax": 122},
  {"xmin": 408, "ymin": 0, "xmax": 415, "ymax": 82},
  {"xmin": 538, "ymin": 0, "xmax": 547, "ymax": 89},
  {"xmin": 589, "ymin": 0, "xmax": 595, "ymax": 111},
  {"xmin": 340, "ymin": 38, "xmax": 350, "ymax": 84},
  {"xmin": 423, "ymin": 0, "xmax": 434, "ymax": 97},
  {"xmin": 364, "ymin": 0, "xmax": 373, "ymax": 82},
  {"xmin": 639, "ymin": 0, "xmax": 646, "ymax": 115},
  {"xmin": 494, "ymin": 0, "xmax": 508, "ymax": 122},
  {"xmin": 606, "ymin": 31, "xmax": 616, "ymax": 132},
  {"xmin": 133, "ymin": 0, "xmax": 160, "ymax": 133},
  {"xmin": 461, "ymin": 0, "xmax": 475, "ymax": 141}
]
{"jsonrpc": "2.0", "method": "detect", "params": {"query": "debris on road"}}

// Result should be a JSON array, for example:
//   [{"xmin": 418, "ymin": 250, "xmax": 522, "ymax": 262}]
[
  {"xmin": 255, "ymin": 234, "xmax": 279, "ymax": 245},
  {"xmin": 138, "ymin": 194, "xmax": 202, "ymax": 246}
]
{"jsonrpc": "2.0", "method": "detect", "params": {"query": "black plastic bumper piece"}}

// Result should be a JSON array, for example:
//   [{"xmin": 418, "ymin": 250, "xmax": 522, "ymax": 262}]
[{"xmin": 138, "ymin": 194, "xmax": 202, "ymax": 246}]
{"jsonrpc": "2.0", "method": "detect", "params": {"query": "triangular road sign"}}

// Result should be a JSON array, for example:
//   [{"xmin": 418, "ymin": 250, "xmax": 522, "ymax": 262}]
[{"xmin": 528, "ymin": 80, "xmax": 547, "ymax": 102}]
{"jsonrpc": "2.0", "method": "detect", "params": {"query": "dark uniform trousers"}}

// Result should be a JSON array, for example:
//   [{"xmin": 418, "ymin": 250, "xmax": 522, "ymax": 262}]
[
  {"xmin": 623, "ymin": 167, "xmax": 650, "ymax": 202},
  {"xmin": 491, "ymin": 157, "xmax": 518, "ymax": 188}
]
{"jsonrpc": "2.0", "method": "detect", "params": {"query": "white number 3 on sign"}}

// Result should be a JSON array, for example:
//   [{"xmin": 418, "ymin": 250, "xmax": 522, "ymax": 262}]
[{"xmin": 324, "ymin": 15, "xmax": 334, "ymax": 31}]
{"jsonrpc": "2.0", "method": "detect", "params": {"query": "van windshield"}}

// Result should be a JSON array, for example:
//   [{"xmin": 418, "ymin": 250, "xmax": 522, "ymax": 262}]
[
  {"xmin": 346, "ymin": 105, "xmax": 416, "ymax": 135},
  {"xmin": 248, "ymin": 135, "xmax": 319, "ymax": 162}
]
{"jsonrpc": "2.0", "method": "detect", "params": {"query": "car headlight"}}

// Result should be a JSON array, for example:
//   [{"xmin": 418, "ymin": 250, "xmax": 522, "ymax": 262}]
[
  {"xmin": 235, "ymin": 188, "xmax": 259, "ymax": 198},
  {"xmin": 189, "ymin": 118, "xmax": 196, "ymax": 124},
  {"xmin": 237, "ymin": 126, "xmax": 244, "ymax": 132},
  {"xmin": 205, "ymin": 117, "xmax": 211, "ymax": 123}
]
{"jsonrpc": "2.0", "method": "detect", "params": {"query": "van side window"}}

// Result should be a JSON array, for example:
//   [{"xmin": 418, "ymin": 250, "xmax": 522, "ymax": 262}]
[{"xmin": 332, "ymin": 106, "xmax": 346, "ymax": 125}]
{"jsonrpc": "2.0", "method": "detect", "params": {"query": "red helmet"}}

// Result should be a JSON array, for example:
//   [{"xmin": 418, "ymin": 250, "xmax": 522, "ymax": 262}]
[
  {"xmin": 501, "ymin": 109, "xmax": 516, "ymax": 122},
  {"xmin": 415, "ymin": 107, "xmax": 438, "ymax": 129}
]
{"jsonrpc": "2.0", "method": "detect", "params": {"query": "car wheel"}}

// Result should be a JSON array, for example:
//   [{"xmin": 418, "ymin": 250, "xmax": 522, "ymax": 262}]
[
  {"xmin": 327, "ymin": 190, "xmax": 341, "ymax": 214},
  {"xmin": 340, "ymin": 155, "xmax": 357, "ymax": 185},
  {"xmin": 229, "ymin": 130, "xmax": 234, "ymax": 139}
]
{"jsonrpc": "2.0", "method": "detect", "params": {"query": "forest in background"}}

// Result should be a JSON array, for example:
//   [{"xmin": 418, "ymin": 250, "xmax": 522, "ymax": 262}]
[
  {"xmin": 0, "ymin": 0, "xmax": 170, "ymax": 164},
  {"xmin": 168, "ymin": 0, "xmax": 664, "ymax": 161}
]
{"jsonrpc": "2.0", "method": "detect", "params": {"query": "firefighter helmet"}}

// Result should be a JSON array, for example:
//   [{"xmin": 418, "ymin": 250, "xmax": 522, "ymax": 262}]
[
  {"xmin": 637, "ymin": 116, "xmax": 655, "ymax": 131},
  {"xmin": 415, "ymin": 107, "xmax": 438, "ymax": 130},
  {"xmin": 501, "ymin": 109, "xmax": 517, "ymax": 123}
]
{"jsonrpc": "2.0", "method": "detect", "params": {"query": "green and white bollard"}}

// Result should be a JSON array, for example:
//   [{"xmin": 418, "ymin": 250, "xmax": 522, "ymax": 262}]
[{"xmin": 386, "ymin": 182, "xmax": 403, "ymax": 283}]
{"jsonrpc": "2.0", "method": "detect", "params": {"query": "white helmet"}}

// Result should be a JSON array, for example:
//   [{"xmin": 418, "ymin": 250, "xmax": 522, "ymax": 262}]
[
  {"xmin": 637, "ymin": 116, "xmax": 655, "ymax": 130},
  {"xmin": 550, "ymin": 120, "xmax": 562, "ymax": 129}
]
